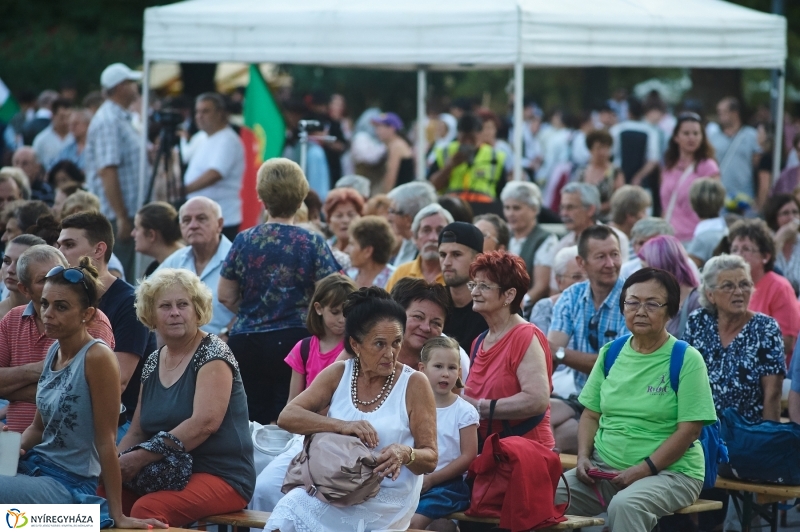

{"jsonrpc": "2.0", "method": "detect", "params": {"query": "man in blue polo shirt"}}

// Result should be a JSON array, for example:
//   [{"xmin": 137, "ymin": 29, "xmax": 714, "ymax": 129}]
[{"xmin": 57, "ymin": 211, "xmax": 154, "ymax": 440}]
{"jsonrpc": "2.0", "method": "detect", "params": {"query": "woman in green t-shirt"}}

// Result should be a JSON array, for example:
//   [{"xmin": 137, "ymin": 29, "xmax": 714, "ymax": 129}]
[{"xmin": 555, "ymin": 267, "xmax": 717, "ymax": 531}]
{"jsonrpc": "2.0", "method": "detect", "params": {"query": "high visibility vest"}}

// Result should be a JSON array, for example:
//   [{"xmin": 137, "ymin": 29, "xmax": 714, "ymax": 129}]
[{"xmin": 435, "ymin": 142, "xmax": 506, "ymax": 202}]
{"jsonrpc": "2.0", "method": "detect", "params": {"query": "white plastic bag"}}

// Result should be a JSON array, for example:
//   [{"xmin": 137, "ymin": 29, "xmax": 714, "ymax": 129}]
[{"xmin": 250, "ymin": 421, "xmax": 294, "ymax": 476}]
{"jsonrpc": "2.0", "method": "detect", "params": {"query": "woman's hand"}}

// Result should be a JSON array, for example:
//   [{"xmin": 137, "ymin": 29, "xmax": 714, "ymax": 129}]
[
  {"xmin": 338, "ymin": 420, "xmax": 379, "ymax": 448},
  {"xmin": 118, "ymin": 449, "xmax": 159, "ymax": 483},
  {"xmin": 775, "ymin": 219, "xmax": 800, "ymax": 245},
  {"xmin": 374, "ymin": 443, "xmax": 410, "ymax": 481},
  {"xmin": 610, "ymin": 463, "xmax": 651, "ymax": 489},
  {"xmin": 421, "ymin": 474, "xmax": 434, "ymax": 494},
  {"xmin": 113, "ymin": 515, "xmax": 168, "ymax": 530},
  {"xmin": 574, "ymin": 455, "xmax": 595, "ymax": 485}
]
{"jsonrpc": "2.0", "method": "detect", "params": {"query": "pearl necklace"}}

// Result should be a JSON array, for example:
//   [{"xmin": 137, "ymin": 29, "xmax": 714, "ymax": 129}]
[{"xmin": 351, "ymin": 358, "xmax": 396, "ymax": 410}]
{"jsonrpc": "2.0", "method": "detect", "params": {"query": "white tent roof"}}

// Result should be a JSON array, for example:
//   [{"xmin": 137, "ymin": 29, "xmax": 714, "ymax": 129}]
[{"xmin": 143, "ymin": 0, "xmax": 786, "ymax": 69}]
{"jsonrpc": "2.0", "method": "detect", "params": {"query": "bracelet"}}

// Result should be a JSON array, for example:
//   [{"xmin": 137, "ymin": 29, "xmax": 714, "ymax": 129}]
[
  {"xmin": 406, "ymin": 445, "xmax": 416, "ymax": 465},
  {"xmin": 644, "ymin": 456, "xmax": 658, "ymax": 476}
]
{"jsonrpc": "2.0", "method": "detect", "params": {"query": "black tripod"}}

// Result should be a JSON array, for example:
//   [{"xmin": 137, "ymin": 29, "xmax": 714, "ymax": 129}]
[{"xmin": 146, "ymin": 119, "xmax": 185, "ymax": 208}]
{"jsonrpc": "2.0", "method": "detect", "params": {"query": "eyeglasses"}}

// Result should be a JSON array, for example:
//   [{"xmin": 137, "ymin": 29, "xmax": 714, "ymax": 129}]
[
  {"xmin": 623, "ymin": 300, "xmax": 667, "ymax": 313},
  {"xmin": 714, "ymin": 281, "xmax": 754, "ymax": 293},
  {"xmin": 467, "ymin": 281, "xmax": 501, "ymax": 292},
  {"xmin": 588, "ymin": 314, "xmax": 617, "ymax": 352},
  {"xmin": 45, "ymin": 265, "xmax": 89, "ymax": 293},
  {"xmin": 730, "ymin": 246, "xmax": 761, "ymax": 256},
  {"xmin": 481, "ymin": 232, "xmax": 499, "ymax": 243}
]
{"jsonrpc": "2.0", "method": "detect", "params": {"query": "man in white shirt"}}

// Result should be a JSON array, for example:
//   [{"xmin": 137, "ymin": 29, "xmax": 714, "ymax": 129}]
[
  {"xmin": 184, "ymin": 92, "xmax": 245, "ymax": 242},
  {"xmin": 32, "ymin": 98, "xmax": 73, "ymax": 169}
]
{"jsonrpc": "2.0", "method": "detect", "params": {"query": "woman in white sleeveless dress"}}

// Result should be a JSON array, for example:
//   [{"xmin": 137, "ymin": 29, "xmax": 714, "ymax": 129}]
[{"xmin": 266, "ymin": 288, "xmax": 438, "ymax": 532}]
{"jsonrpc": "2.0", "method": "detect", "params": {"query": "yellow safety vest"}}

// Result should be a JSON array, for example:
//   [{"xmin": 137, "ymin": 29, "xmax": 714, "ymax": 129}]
[{"xmin": 435, "ymin": 142, "xmax": 506, "ymax": 202}]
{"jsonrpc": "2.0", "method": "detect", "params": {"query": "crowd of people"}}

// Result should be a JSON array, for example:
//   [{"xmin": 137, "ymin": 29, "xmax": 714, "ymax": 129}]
[{"xmin": 2, "ymin": 61, "xmax": 800, "ymax": 532}]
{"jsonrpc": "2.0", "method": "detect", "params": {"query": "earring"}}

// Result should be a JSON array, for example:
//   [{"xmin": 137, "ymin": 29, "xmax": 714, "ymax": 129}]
[
  {"xmin": 82, "ymin": 320, "xmax": 85, "ymax": 323},
  {"xmin": 503, "ymin": 301, "xmax": 509, "ymax": 307}
]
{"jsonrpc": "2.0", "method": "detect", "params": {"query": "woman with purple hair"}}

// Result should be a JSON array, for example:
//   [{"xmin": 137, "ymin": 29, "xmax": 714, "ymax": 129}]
[{"xmin": 638, "ymin": 235, "xmax": 701, "ymax": 339}]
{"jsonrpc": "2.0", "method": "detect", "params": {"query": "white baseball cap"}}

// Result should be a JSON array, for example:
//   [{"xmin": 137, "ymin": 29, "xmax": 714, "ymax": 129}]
[{"xmin": 100, "ymin": 63, "xmax": 142, "ymax": 90}]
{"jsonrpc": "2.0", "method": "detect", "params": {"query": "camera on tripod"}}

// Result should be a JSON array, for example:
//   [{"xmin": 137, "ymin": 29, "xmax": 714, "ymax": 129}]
[{"xmin": 153, "ymin": 108, "xmax": 184, "ymax": 128}]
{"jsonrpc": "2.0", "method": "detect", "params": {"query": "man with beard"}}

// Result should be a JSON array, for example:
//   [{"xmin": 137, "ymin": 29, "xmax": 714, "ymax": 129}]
[
  {"xmin": 385, "ymin": 203, "xmax": 453, "ymax": 292},
  {"xmin": 439, "ymin": 222, "xmax": 488, "ymax": 353}
]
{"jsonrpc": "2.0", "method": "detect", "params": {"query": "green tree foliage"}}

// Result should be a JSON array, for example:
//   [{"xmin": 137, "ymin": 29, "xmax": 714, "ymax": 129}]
[{"xmin": 0, "ymin": 0, "xmax": 178, "ymax": 95}]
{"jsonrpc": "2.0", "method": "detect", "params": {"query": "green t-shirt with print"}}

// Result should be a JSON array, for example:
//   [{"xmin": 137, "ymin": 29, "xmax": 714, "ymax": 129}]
[{"xmin": 578, "ymin": 335, "xmax": 717, "ymax": 480}]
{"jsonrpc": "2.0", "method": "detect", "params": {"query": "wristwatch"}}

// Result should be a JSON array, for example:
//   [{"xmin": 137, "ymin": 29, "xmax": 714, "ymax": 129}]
[
  {"xmin": 406, "ymin": 446, "xmax": 416, "ymax": 466},
  {"xmin": 555, "ymin": 347, "xmax": 566, "ymax": 365}
]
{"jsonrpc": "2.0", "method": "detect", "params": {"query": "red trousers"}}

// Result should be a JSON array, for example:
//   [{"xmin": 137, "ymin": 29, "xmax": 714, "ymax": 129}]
[{"xmin": 100, "ymin": 472, "xmax": 247, "ymax": 527}]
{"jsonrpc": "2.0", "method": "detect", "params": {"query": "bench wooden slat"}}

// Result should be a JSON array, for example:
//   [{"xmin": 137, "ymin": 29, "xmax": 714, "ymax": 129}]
[
  {"xmin": 445, "ymin": 513, "xmax": 604, "ymax": 529},
  {"xmin": 714, "ymin": 477, "xmax": 800, "ymax": 498},
  {"xmin": 673, "ymin": 499, "xmax": 723, "ymax": 514},
  {"xmin": 202, "ymin": 509, "xmax": 271, "ymax": 528}
]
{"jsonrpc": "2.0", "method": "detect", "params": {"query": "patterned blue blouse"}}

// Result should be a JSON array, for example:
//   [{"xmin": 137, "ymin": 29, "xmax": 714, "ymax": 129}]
[
  {"xmin": 221, "ymin": 223, "xmax": 341, "ymax": 335},
  {"xmin": 684, "ymin": 309, "xmax": 786, "ymax": 422}
]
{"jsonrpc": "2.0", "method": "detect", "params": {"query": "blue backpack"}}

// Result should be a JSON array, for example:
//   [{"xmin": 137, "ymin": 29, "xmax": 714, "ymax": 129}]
[{"xmin": 603, "ymin": 335, "xmax": 727, "ymax": 490}]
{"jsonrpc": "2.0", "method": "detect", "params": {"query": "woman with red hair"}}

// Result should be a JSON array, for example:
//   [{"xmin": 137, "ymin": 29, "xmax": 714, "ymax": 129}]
[
  {"xmin": 323, "ymin": 187, "xmax": 365, "ymax": 269},
  {"xmin": 463, "ymin": 251, "xmax": 555, "ymax": 448}
]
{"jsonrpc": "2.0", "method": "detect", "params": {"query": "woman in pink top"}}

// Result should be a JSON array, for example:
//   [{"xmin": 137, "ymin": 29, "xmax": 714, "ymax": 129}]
[
  {"xmin": 660, "ymin": 113, "xmax": 720, "ymax": 243},
  {"xmin": 284, "ymin": 273, "xmax": 357, "ymax": 399},
  {"xmin": 463, "ymin": 251, "xmax": 555, "ymax": 449},
  {"xmin": 729, "ymin": 219, "xmax": 800, "ymax": 366}
]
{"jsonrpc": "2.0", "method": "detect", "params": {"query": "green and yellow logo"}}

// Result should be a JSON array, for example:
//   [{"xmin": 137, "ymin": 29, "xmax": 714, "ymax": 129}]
[{"xmin": 6, "ymin": 509, "xmax": 27, "ymax": 529}]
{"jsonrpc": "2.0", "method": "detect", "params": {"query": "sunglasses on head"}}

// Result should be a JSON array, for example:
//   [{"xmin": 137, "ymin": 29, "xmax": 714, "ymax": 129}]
[
  {"xmin": 46, "ymin": 265, "xmax": 89, "ymax": 293},
  {"xmin": 678, "ymin": 111, "xmax": 702, "ymax": 122}
]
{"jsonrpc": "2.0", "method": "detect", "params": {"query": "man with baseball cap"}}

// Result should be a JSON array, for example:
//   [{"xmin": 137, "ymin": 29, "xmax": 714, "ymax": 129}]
[
  {"xmin": 439, "ymin": 221, "xmax": 488, "ymax": 353},
  {"xmin": 84, "ymin": 63, "xmax": 142, "ymax": 281}
]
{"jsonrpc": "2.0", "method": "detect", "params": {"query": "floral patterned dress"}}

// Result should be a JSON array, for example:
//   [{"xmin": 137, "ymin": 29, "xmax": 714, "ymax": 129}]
[
  {"xmin": 220, "ymin": 223, "xmax": 341, "ymax": 336},
  {"xmin": 683, "ymin": 309, "xmax": 786, "ymax": 422}
]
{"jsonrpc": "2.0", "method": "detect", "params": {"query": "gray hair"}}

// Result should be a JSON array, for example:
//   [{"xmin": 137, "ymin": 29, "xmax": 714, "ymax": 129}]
[
  {"xmin": 500, "ymin": 181, "xmax": 542, "ymax": 211},
  {"xmin": 387, "ymin": 181, "xmax": 437, "ymax": 220},
  {"xmin": 196, "ymin": 92, "xmax": 227, "ymax": 112},
  {"xmin": 610, "ymin": 185, "xmax": 651, "ymax": 226},
  {"xmin": 690, "ymin": 178, "xmax": 727, "ymax": 219},
  {"xmin": 553, "ymin": 245, "xmax": 579, "ymax": 276},
  {"xmin": 335, "ymin": 175, "xmax": 370, "ymax": 198},
  {"xmin": 411, "ymin": 203, "xmax": 454, "ymax": 235},
  {"xmin": 0, "ymin": 167, "xmax": 31, "ymax": 200},
  {"xmin": 17, "ymin": 245, "xmax": 68, "ymax": 288},
  {"xmin": 561, "ymin": 182, "xmax": 601, "ymax": 218},
  {"xmin": 698, "ymin": 254, "xmax": 752, "ymax": 311},
  {"xmin": 630, "ymin": 217, "xmax": 674, "ymax": 241},
  {"xmin": 179, "ymin": 196, "xmax": 222, "ymax": 220}
]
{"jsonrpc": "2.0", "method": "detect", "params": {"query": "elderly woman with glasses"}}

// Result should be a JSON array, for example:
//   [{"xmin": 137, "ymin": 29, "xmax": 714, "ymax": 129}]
[
  {"xmin": 728, "ymin": 218, "xmax": 800, "ymax": 363},
  {"xmin": 555, "ymin": 268, "xmax": 717, "ymax": 531},
  {"xmin": 462, "ymin": 251, "xmax": 554, "ymax": 449},
  {"xmin": 684, "ymin": 254, "xmax": 785, "ymax": 423}
]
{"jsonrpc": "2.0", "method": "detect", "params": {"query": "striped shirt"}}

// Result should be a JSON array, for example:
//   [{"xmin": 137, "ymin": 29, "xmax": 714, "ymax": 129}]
[
  {"xmin": 550, "ymin": 277, "xmax": 629, "ymax": 391},
  {"xmin": 0, "ymin": 303, "xmax": 115, "ymax": 433},
  {"xmin": 84, "ymin": 100, "xmax": 141, "ymax": 221}
]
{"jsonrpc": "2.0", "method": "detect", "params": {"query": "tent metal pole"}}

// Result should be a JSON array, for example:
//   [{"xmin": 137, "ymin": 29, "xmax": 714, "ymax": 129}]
[
  {"xmin": 512, "ymin": 60, "xmax": 524, "ymax": 181},
  {"xmin": 138, "ymin": 57, "xmax": 151, "ymax": 211},
  {"xmin": 513, "ymin": 4, "xmax": 524, "ymax": 182},
  {"xmin": 135, "ymin": 56, "xmax": 152, "ymax": 281},
  {"xmin": 416, "ymin": 67, "xmax": 427, "ymax": 180},
  {"xmin": 773, "ymin": 68, "xmax": 785, "ymax": 182}
]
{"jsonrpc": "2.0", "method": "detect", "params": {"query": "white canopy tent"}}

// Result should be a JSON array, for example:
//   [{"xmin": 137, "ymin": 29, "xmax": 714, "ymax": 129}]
[{"xmin": 142, "ymin": 0, "xmax": 787, "ymax": 190}]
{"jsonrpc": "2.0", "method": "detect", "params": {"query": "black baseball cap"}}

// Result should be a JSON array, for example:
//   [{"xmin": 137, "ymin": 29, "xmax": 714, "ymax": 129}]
[{"xmin": 438, "ymin": 222, "xmax": 484, "ymax": 254}]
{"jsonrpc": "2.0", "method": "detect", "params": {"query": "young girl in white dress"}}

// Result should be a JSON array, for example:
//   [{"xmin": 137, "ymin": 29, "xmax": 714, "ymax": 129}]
[{"xmin": 410, "ymin": 337, "xmax": 479, "ymax": 530}]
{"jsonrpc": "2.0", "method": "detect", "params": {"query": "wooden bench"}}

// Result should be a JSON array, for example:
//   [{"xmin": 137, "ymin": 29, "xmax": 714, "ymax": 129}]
[
  {"xmin": 714, "ymin": 476, "xmax": 800, "ymax": 532},
  {"xmin": 200, "ymin": 509, "xmax": 271, "ymax": 531},
  {"xmin": 201, "ymin": 509, "xmax": 602, "ymax": 531},
  {"xmin": 444, "ymin": 512, "xmax": 604, "ymax": 529},
  {"xmin": 558, "ymin": 454, "xmax": 723, "ymax": 516}
]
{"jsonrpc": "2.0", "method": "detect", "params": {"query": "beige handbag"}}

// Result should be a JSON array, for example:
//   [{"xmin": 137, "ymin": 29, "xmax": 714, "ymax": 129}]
[{"xmin": 281, "ymin": 432, "xmax": 382, "ymax": 507}]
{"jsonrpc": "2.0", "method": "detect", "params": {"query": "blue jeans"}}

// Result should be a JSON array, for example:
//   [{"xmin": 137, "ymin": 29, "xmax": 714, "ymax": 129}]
[
  {"xmin": 117, "ymin": 420, "xmax": 131, "ymax": 444},
  {"xmin": 0, "ymin": 451, "xmax": 114, "ymax": 528}
]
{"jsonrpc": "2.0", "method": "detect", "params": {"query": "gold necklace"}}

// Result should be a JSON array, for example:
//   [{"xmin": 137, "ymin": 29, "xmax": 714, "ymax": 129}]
[{"xmin": 163, "ymin": 331, "xmax": 199, "ymax": 371}]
